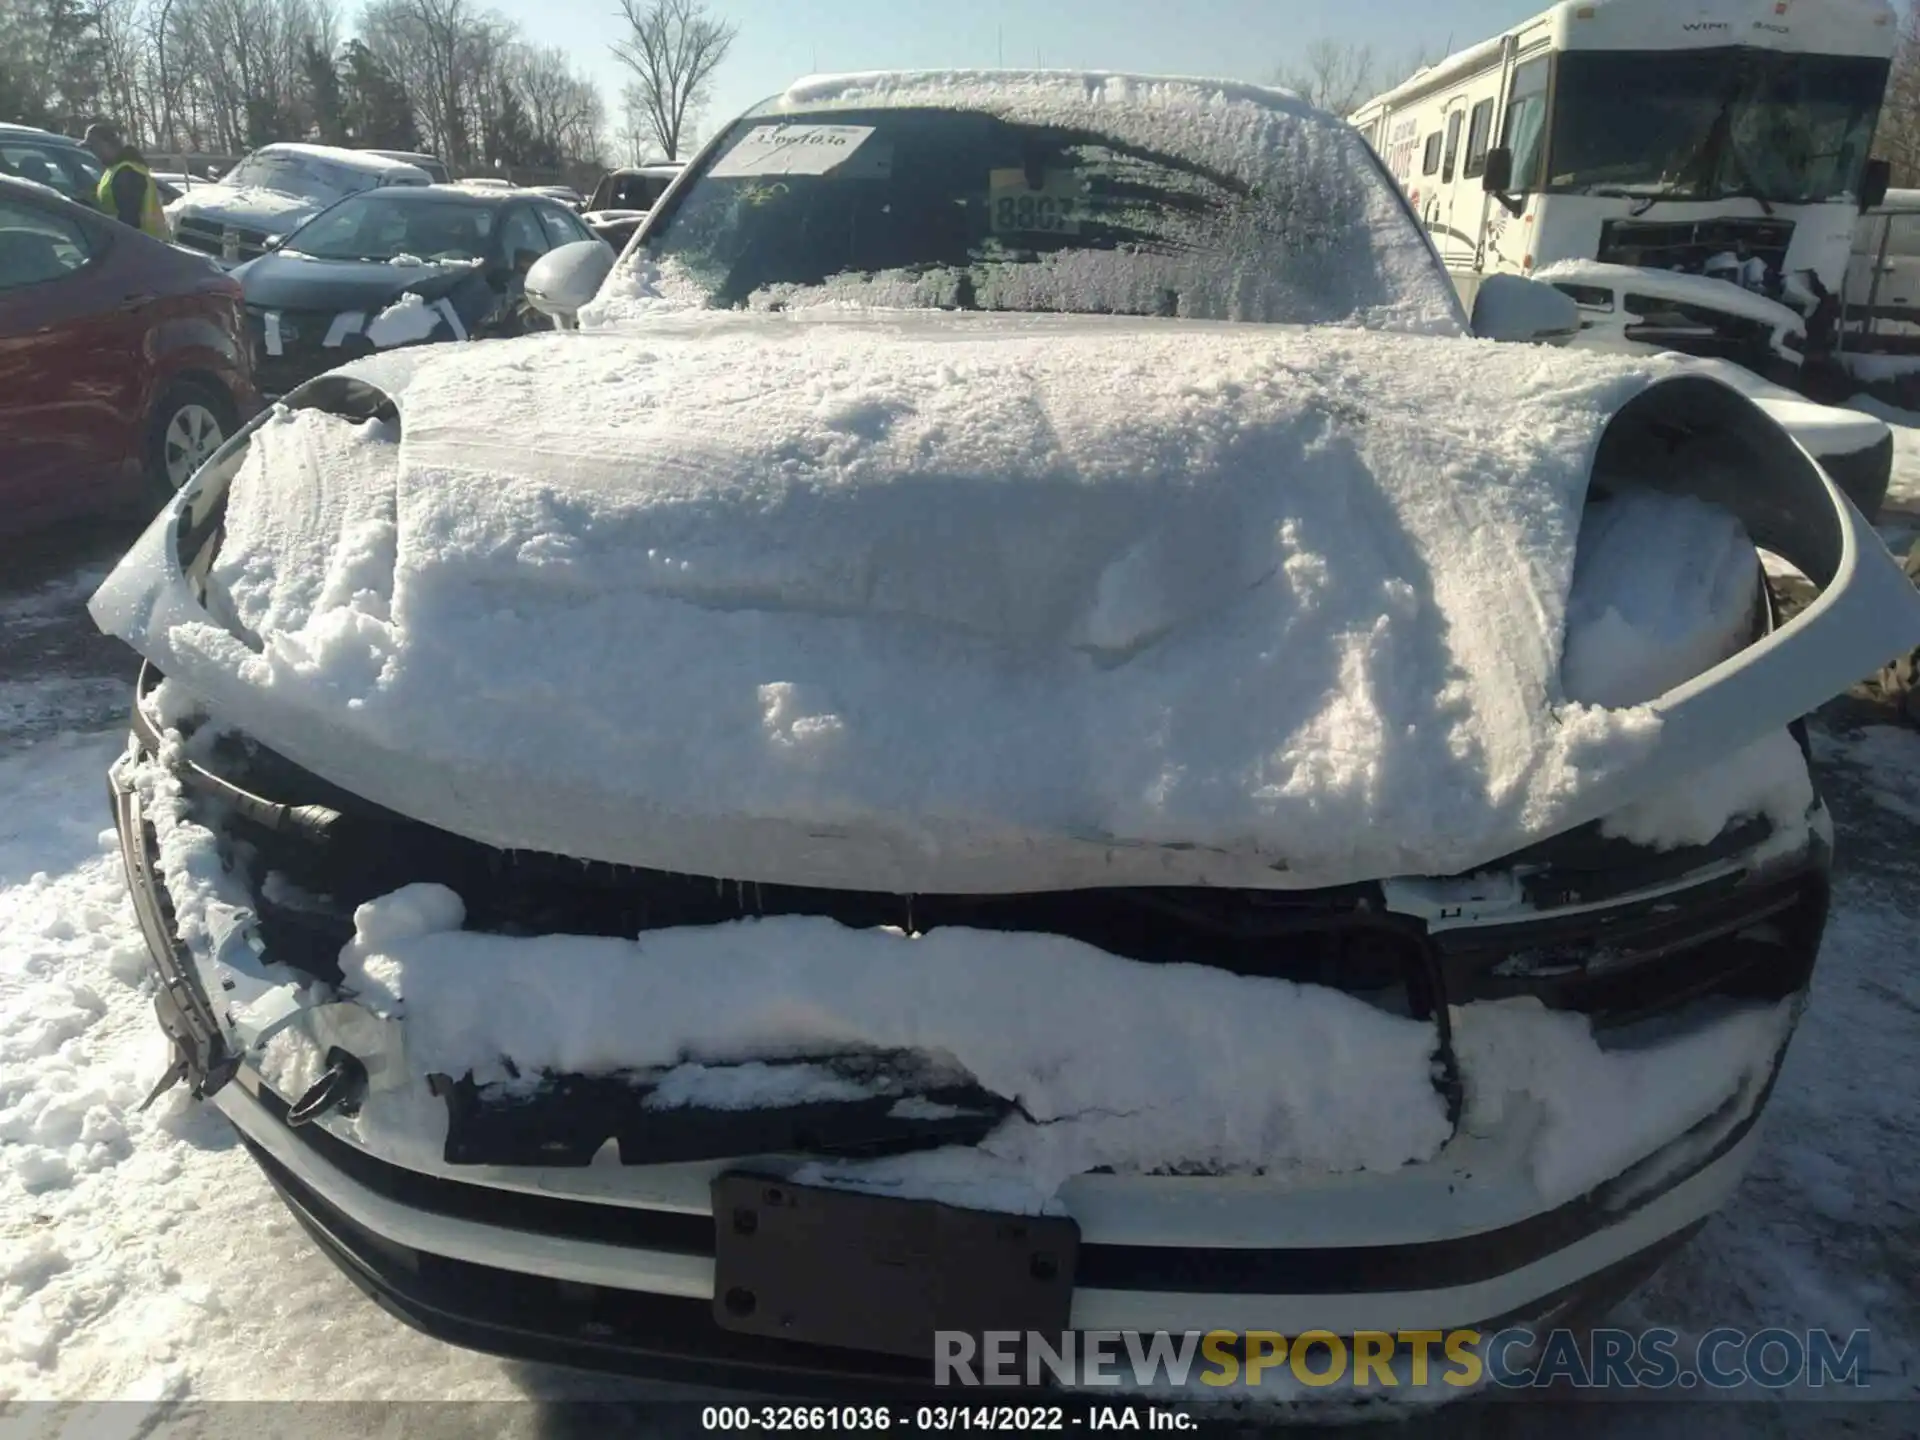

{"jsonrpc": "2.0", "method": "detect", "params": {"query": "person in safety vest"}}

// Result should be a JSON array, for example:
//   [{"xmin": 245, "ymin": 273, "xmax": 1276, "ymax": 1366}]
[{"xmin": 82, "ymin": 121, "xmax": 170, "ymax": 240}]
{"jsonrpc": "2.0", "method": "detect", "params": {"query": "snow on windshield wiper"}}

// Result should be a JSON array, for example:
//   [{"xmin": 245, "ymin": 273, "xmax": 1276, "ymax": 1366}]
[{"xmin": 1578, "ymin": 184, "xmax": 1687, "ymax": 199}]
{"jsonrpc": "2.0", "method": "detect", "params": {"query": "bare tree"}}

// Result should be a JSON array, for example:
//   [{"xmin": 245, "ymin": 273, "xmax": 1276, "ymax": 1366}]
[
  {"xmin": 1275, "ymin": 39, "xmax": 1377, "ymax": 118},
  {"xmin": 1878, "ymin": 8, "xmax": 1920, "ymax": 186},
  {"xmin": 611, "ymin": 0, "xmax": 733, "ymax": 161},
  {"xmin": 515, "ymin": 43, "xmax": 603, "ymax": 165},
  {"xmin": 361, "ymin": 0, "xmax": 485, "ymax": 165}
]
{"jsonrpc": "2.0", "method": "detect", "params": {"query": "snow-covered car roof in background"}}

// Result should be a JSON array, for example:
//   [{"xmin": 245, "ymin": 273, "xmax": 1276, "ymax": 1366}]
[
  {"xmin": 432, "ymin": 179, "xmax": 523, "ymax": 195},
  {"xmin": 605, "ymin": 162, "xmax": 685, "ymax": 179},
  {"xmin": 0, "ymin": 171, "xmax": 71, "ymax": 203},
  {"xmin": 245, "ymin": 142, "xmax": 435, "ymax": 178}
]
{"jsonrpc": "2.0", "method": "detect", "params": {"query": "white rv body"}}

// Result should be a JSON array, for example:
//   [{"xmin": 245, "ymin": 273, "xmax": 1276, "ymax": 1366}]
[{"xmin": 1351, "ymin": 0, "xmax": 1896, "ymax": 379}]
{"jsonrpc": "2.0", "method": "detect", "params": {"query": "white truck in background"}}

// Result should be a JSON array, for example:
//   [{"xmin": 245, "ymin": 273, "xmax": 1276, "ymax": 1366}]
[{"xmin": 1350, "ymin": 0, "xmax": 1897, "ymax": 393}]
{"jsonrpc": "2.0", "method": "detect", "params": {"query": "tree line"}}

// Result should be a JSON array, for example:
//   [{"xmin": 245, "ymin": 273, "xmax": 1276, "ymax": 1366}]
[
  {"xmin": 1872, "ymin": 6, "xmax": 1920, "ymax": 187},
  {"xmin": 0, "ymin": 0, "xmax": 736, "ymax": 177}
]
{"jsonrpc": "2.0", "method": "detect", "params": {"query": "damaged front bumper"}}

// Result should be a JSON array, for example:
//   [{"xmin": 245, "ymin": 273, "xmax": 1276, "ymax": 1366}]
[{"xmin": 109, "ymin": 698, "xmax": 1831, "ymax": 1398}]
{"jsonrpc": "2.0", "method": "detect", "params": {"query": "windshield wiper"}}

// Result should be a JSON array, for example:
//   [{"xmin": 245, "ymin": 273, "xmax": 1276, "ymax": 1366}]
[
  {"xmin": 1568, "ymin": 185, "xmax": 1696, "ymax": 217},
  {"xmin": 1719, "ymin": 139, "xmax": 1776, "ymax": 217}
]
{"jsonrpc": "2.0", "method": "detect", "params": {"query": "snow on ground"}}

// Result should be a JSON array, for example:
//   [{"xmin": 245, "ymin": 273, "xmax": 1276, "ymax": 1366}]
[
  {"xmin": 0, "ymin": 731, "xmax": 669, "ymax": 1409},
  {"xmin": 1847, "ymin": 396, "xmax": 1920, "ymax": 515},
  {"xmin": 0, "ymin": 560, "xmax": 130, "ymax": 746}
]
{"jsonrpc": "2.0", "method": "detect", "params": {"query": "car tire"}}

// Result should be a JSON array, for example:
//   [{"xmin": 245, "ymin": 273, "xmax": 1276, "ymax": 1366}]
[{"xmin": 146, "ymin": 380, "xmax": 235, "ymax": 500}]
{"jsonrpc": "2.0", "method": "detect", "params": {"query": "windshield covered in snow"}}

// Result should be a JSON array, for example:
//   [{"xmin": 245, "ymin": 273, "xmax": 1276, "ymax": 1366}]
[
  {"xmin": 287, "ymin": 193, "xmax": 496, "ymax": 263},
  {"xmin": 1549, "ymin": 48, "xmax": 1888, "ymax": 205},
  {"xmin": 633, "ymin": 99, "xmax": 1455, "ymax": 328}
]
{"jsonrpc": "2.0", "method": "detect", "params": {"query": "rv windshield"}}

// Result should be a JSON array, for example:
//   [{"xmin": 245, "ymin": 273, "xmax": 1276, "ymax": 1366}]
[{"xmin": 1548, "ymin": 48, "xmax": 1888, "ymax": 205}]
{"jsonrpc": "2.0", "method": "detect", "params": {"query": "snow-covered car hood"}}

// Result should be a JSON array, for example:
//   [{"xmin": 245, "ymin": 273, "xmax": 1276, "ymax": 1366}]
[
  {"xmin": 164, "ymin": 185, "xmax": 326, "ymax": 234},
  {"xmin": 236, "ymin": 250, "xmax": 485, "ymax": 313},
  {"xmin": 89, "ymin": 311, "xmax": 1920, "ymax": 892}
]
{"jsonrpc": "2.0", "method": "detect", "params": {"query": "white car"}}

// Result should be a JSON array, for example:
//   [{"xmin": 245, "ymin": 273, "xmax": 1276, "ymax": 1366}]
[
  {"xmin": 164, "ymin": 143, "xmax": 432, "ymax": 268},
  {"xmin": 94, "ymin": 72, "xmax": 1920, "ymax": 1402}
]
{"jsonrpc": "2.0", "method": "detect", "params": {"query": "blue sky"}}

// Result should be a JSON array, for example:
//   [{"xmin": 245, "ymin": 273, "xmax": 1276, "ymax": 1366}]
[{"xmin": 486, "ymin": 0, "xmax": 1541, "ymax": 155}]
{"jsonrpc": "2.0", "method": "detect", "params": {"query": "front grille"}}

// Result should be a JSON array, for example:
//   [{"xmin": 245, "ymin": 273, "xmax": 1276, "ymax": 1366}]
[
  {"xmin": 177, "ymin": 216, "xmax": 272, "ymax": 263},
  {"xmin": 1596, "ymin": 217, "xmax": 1796, "ymax": 284},
  {"xmin": 246, "ymin": 306, "xmax": 358, "ymax": 397}
]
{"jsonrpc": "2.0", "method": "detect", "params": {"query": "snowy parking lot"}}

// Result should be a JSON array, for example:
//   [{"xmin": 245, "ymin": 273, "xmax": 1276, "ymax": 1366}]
[{"xmin": 2, "ymin": 411, "xmax": 1919, "ymax": 1434}]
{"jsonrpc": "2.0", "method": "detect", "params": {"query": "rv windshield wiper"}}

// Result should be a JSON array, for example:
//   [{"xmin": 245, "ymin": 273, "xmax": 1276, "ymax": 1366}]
[
  {"xmin": 1719, "ymin": 140, "xmax": 1777, "ymax": 217},
  {"xmin": 1572, "ymin": 185, "xmax": 1693, "ymax": 215}
]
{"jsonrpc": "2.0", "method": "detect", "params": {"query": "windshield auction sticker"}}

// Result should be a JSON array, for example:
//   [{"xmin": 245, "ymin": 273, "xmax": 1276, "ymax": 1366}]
[
  {"xmin": 708, "ymin": 124, "xmax": 880, "ymax": 178},
  {"xmin": 988, "ymin": 167, "xmax": 1087, "ymax": 235}
]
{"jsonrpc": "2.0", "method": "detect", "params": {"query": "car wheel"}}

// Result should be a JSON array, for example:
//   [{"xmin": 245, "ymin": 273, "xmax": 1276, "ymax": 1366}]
[{"xmin": 147, "ymin": 381, "xmax": 234, "ymax": 498}]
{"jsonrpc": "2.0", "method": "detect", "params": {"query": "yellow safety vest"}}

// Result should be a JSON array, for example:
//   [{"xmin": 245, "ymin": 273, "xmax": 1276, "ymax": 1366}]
[{"xmin": 97, "ymin": 158, "xmax": 171, "ymax": 241}]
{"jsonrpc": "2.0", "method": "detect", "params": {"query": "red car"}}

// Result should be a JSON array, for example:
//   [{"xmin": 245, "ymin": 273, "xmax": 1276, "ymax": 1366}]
[{"xmin": 0, "ymin": 175, "xmax": 258, "ymax": 534}]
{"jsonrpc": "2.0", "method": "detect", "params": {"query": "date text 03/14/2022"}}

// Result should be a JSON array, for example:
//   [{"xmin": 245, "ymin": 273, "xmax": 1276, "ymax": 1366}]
[{"xmin": 700, "ymin": 1406, "xmax": 1191, "ymax": 1431}]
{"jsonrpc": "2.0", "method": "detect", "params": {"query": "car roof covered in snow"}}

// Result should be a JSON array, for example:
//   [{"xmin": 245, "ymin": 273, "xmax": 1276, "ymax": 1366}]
[
  {"xmin": 0, "ymin": 171, "xmax": 77, "ymax": 205},
  {"xmin": 603, "ymin": 163, "xmax": 685, "ymax": 180},
  {"xmin": 0, "ymin": 122, "xmax": 88, "ymax": 146},
  {"xmin": 246, "ymin": 142, "xmax": 433, "ymax": 178}
]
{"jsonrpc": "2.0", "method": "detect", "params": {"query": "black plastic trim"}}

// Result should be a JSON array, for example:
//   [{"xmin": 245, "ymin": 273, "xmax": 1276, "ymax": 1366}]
[{"xmin": 245, "ymin": 1125, "xmax": 1711, "ymax": 1398}]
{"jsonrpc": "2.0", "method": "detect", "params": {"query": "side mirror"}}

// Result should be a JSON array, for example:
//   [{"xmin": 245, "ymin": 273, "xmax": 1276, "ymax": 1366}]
[
  {"xmin": 1471, "ymin": 273, "xmax": 1582, "ymax": 345},
  {"xmin": 1862, "ymin": 157, "xmax": 1892, "ymax": 214},
  {"xmin": 524, "ymin": 239, "xmax": 615, "ymax": 328},
  {"xmin": 1481, "ymin": 146, "xmax": 1514, "ymax": 195}
]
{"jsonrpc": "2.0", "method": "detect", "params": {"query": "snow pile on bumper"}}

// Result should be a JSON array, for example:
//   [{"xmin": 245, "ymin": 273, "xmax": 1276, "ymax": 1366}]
[{"xmin": 122, "ymin": 726, "xmax": 1797, "ymax": 1212}]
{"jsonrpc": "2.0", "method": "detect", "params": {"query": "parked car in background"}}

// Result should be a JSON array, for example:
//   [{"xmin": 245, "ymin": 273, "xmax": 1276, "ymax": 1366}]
[
  {"xmin": 165, "ymin": 144, "xmax": 433, "ymax": 269},
  {"xmin": 581, "ymin": 163, "xmax": 686, "ymax": 251},
  {"xmin": 530, "ymin": 183, "xmax": 584, "ymax": 207},
  {"xmin": 2, "ymin": 126, "xmax": 194, "ymax": 215},
  {"xmin": 363, "ymin": 149, "xmax": 452, "ymax": 184},
  {"xmin": 580, "ymin": 207, "xmax": 648, "ymax": 251},
  {"xmin": 0, "ymin": 175, "xmax": 256, "ymax": 533},
  {"xmin": 1844, "ymin": 188, "xmax": 1920, "ymax": 350},
  {"xmin": 92, "ymin": 73, "xmax": 1920, "ymax": 1393},
  {"xmin": 0, "ymin": 124, "xmax": 106, "ymax": 209},
  {"xmin": 232, "ymin": 183, "xmax": 604, "ymax": 397},
  {"xmin": 585, "ymin": 161, "xmax": 684, "ymax": 213}
]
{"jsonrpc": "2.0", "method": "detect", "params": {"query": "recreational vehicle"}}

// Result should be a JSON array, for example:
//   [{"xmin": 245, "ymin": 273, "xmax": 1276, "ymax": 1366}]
[{"xmin": 1350, "ymin": 0, "xmax": 1897, "ymax": 384}]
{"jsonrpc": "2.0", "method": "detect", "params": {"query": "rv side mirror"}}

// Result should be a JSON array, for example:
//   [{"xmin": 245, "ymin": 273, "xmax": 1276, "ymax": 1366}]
[
  {"xmin": 1482, "ymin": 146, "xmax": 1514, "ymax": 195},
  {"xmin": 1862, "ymin": 157, "xmax": 1892, "ymax": 214}
]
